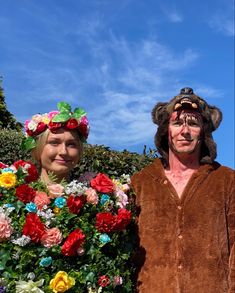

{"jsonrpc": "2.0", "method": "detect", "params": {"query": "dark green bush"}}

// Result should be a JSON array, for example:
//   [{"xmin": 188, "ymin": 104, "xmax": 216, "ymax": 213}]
[
  {"xmin": 0, "ymin": 128, "xmax": 31, "ymax": 164},
  {"xmin": 0, "ymin": 129, "xmax": 155, "ymax": 176}
]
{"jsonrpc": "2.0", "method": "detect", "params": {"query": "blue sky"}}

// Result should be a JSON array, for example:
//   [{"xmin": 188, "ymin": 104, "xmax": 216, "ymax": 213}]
[{"xmin": 0, "ymin": 0, "xmax": 234, "ymax": 168}]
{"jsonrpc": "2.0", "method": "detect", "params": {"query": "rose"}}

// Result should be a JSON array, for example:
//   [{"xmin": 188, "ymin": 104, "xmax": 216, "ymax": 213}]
[
  {"xmin": 49, "ymin": 271, "xmax": 75, "ymax": 293},
  {"xmin": 66, "ymin": 195, "xmax": 85, "ymax": 214},
  {"xmin": 113, "ymin": 276, "xmax": 123, "ymax": 286},
  {"xmin": 13, "ymin": 160, "xmax": 39, "ymax": 183},
  {"xmin": 66, "ymin": 118, "xmax": 79, "ymax": 129},
  {"xmin": 15, "ymin": 184, "xmax": 36, "ymax": 204},
  {"xmin": 85, "ymin": 188, "xmax": 98, "ymax": 205},
  {"xmin": 61, "ymin": 228, "xmax": 85, "ymax": 256},
  {"xmin": 0, "ymin": 173, "xmax": 17, "ymax": 189},
  {"xmin": 0, "ymin": 162, "xmax": 8, "ymax": 169},
  {"xmin": 95, "ymin": 212, "xmax": 115, "ymax": 233},
  {"xmin": 115, "ymin": 189, "xmax": 129, "ymax": 208},
  {"xmin": 47, "ymin": 183, "xmax": 64, "ymax": 199},
  {"xmin": 48, "ymin": 121, "xmax": 63, "ymax": 132},
  {"xmin": 113, "ymin": 208, "xmax": 132, "ymax": 231},
  {"xmin": 0, "ymin": 213, "xmax": 13, "ymax": 241},
  {"xmin": 78, "ymin": 116, "xmax": 89, "ymax": 138},
  {"xmin": 34, "ymin": 191, "xmax": 50, "ymax": 210},
  {"xmin": 35, "ymin": 122, "xmax": 47, "ymax": 135},
  {"xmin": 41, "ymin": 227, "xmax": 63, "ymax": 248},
  {"xmin": 22, "ymin": 213, "xmax": 45, "ymax": 243},
  {"xmin": 90, "ymin": 173, "xmax": 115, "ymax": 193},
  {"xmin": 48, "ymin": 111, "xmax": 59, "ymax": 120}
]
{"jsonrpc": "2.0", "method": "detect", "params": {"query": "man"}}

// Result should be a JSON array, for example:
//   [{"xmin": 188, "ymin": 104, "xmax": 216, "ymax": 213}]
[{"xmin": 131, "ymin": 88, "xmax": 235, "ymax": 293}]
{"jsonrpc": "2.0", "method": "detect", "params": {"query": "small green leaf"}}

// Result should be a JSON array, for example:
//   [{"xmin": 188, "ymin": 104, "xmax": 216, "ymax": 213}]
[
  {"xmin": 21, "ymin": 136, "xmax": 36, "ymax": 151},
  {"xmin": 57, "ymin": 102, "xmax": 71, "ymax": 113},
  {"xmin": 74, "ymin": 108, "xmax": 86, "ymax": 119},
  {"xmin": 52, "ymin": 113, "xmax": 71, "ymax": 122}
]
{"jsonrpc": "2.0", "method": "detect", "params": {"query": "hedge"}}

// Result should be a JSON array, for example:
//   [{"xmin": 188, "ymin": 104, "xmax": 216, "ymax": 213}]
[{"xmin": 0, "ymin": 129, "xmax": 156, "ymax": 177}]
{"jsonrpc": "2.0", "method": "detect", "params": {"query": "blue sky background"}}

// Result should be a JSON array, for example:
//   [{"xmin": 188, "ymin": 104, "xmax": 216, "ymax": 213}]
[{"xmin": 0, "ymin": 0, "xmax": 234, "ymax": 168}]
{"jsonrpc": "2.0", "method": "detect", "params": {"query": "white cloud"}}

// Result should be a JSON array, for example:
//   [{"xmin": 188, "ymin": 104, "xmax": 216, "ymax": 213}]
[{"xmin": 209, "ymin": 15, "xmax": 234, "ymax": 36}]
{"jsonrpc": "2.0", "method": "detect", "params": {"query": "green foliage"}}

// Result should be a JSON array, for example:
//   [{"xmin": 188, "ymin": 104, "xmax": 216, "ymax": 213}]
[
  {"xmin": 72, "ymin": 144, "xmax": 155, "ymax": 178},
  {"xmin": 0, "ymin": 128, "xmax": 31, "ymax": 164},
  {"xmin": 0, "ymin": 129, "xmax": 155, "ymax": 176},
  {"xmin": 0, "ymin": 79, "xmax": 23, "ymax": 131}
]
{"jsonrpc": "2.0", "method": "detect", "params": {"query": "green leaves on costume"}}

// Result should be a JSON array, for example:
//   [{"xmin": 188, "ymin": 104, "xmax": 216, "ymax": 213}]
[{"xmin": 52, "ymin": 102, "xmax": 87, "ymax": 123}]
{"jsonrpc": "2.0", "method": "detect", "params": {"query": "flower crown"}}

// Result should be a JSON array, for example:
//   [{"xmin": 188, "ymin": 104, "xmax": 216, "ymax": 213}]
[{"xmin": 22, "ymin": 102, "xmax": 89, "ymax": 151}]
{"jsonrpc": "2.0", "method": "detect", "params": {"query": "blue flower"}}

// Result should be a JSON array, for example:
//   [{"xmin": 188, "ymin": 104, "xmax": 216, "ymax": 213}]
[
  {"xmin": 39, "ymin": 256, "xmax": 52, "ymax": 267},
  {"xmin": 1, "ymin": 168, "xmax": 14, "ymax": 173},
  {"xmin": 25, "ymin": 202, "xmax": 37, "ymax": 213},
  {"xmin": 54, "ymin": 197, "xmax": 66, "ymax": 208},
  {"xmin": 99, "ymin": 233, "xmax": 111, "ymax": 244},
  {"xmin": 0, "ymin": 286, "xmax": 6, "ymax": 293},
  {"xmin": 100, "ymin": 194, "xmax": 110, "ymax": 205}
]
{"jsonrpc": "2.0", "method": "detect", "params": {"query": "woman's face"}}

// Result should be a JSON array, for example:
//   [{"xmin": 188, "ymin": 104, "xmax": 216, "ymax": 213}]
[{"xmin": 40, "ymin": 128, "xmax": 82, "ymax": 181}]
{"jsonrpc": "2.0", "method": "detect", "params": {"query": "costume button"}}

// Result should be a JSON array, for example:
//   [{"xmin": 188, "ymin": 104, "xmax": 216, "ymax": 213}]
[
  {"xmin": 163, "ymin": 180, "xmax": 168, "ymax": 184},
  {"xmin": 178, "ymin": 235, "xmax": 183, "ymax": 239}
]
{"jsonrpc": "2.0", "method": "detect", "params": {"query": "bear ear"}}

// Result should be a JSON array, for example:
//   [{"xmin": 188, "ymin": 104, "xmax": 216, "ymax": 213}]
[
  {"xmin": 209, "ymin": 106, "xmax": 222, "ymax": 131},
  {"xmin": 152, "ymin": 102, "xmax": 168, "ymax": 125}
]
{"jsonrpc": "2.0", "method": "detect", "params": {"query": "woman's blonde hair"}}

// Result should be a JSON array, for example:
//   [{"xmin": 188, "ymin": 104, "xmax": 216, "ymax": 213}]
[{"xmin": 31, "ymin": 129, "xmax": 84, "ymax": 164}]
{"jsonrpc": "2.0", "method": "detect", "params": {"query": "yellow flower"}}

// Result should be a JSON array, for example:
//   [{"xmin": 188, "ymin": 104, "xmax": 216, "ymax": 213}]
[
  {"xmin": 0, "ymin": 173, "xmax": 17, "ymax": 189},
  {"xmin": 53, "ymin": 207, "xmax": 61, "ymax": 214},
  {"xmin": 49, "ymin": 271, "xmax": 75, "ymax": 293}
]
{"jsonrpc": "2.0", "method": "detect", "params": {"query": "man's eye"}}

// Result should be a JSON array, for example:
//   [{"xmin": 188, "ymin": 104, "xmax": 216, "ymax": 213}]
[
  {"xmin": 172, "ymin": 121, "xmax": 182, "ymax": 126},
  {"xmin": 188, "ymin": 121, "xmax": 200, "ymax": 127}
]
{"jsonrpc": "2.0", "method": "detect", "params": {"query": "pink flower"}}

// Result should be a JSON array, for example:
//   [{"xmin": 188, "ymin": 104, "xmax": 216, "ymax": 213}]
[
  {"xmin": 34, "ymin": 191, "xmax": 50, "ymax": 210},
  {"xmin": 47, "ymin": 184, "xmax": 64, "ymax": 199},
  {"xmin": 0, "ymin": 213, "xmax": 13, "ymax": 242},
  {"xmin": 121, "ymin": 184, "xmax": 130, "ymax": 193},
  {"xmin": 48, "ymin": 111, "xmax": 59, "ymax": 119},
  {"xmin": 85, "ymin": 188, "xmax": 99, "ymax": 205},
  {"xmin": 41, "ymin": 227, "xmax": 63, "ymax": 248},
  {"xmin": 113, "ymin": 276, "xmax": 123, "ymax": 286},
  {"xmin": 115, "ymin": 189, "xmax": 129, "ymax": 208}
]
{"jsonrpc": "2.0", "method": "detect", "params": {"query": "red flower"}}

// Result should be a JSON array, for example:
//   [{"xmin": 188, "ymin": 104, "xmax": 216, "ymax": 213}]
[
  {"xmin": 90, "ymin": 173, "xmax": 114, "ymax": 193},
  {"xmin": 113, "ymin": 208, "xmax": 132, "ymax": 231},
  {"xmin": 98, "ymin": 275, "xmax": 110, "ymax": 287},
  {"xmin": 35, "ymin": 122, "xmax": 47, "ymax": 135},
  {"xmin": 13, "ymin": 160, "xmax": 39, "ymax": 183},
  {"xmin": 66, "ymin": 118, "xmax": 79, "ymax": 129},
  {"xmin": 15, "ymin": 184, "xmax": 36, "ymax": 204},
  {"xmin": 67, "ymin": 195, "xmax": 85, "ymax": 214},
  {"xmin": 61, "ymin": 228, "xmax": 85, "ymax": 256},
  {"xmin": 0, "ymin": 162, "xmax": 8, "ymax": 169},
  {"xmin": 95, "ymin": 212, "xmax": 115, "ymax": 233},
  {"xmin": 48, "ymin": 121, "xmax": 63, "ymax": 131},
  {"xmin": 22, "ymin": 213, "xmax": 45, "ymax": 243}
]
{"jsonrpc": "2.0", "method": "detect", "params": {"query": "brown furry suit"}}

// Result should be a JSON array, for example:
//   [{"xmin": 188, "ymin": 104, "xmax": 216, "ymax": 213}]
[{"xmin": 131, "ymin": 158, "xmax": 235, "ymax": 292}]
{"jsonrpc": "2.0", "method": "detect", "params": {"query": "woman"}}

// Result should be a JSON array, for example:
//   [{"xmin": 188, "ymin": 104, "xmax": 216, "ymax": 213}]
[{"xmin": 23, "ymin": 101, "xmax": 89, "ymax": 183}]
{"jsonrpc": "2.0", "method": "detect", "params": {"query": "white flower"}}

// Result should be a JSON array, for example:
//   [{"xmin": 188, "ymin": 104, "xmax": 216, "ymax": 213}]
[
  {"xmin": 15, "ymin": 279, "xmax": 44, "ymax": 293},
  {"xmin": 11, "ymin": 235, "xmax": 31, "ymax": 246},
  {"xmin": 65, "ymin": 180, "xmax": 87, "ymax": 195},
  {"xmin": 27, "ymin": 120, "xmax": 38, "ymax": 131}
]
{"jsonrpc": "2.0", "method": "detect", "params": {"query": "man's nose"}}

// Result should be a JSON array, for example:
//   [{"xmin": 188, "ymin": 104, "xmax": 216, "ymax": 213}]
[{"xmin": 181, "ymin": 123, "xmax": 190, "ymax": 133}]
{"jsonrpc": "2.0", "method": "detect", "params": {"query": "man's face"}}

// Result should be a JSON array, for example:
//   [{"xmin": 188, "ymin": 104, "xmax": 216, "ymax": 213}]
[{"xmin": 168, "ymin": 110, "xmax": 203, "ymax": 155}]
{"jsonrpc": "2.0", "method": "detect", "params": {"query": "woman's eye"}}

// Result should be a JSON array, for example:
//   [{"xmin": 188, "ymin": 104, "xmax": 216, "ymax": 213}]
[
  {"xmin": 48, "ymin": 141, "xmax": 59, "ymax": 145},
  {"xmin": 67, "ymin": 142, "xmax": 78, "ymax": 148}
]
